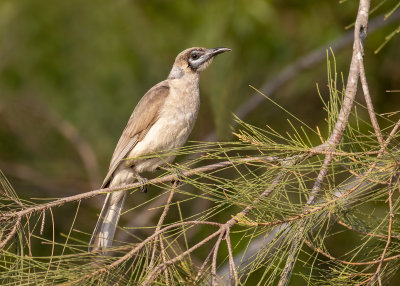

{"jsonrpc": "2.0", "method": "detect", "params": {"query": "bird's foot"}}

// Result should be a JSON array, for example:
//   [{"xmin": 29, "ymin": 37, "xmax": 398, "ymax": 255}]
[
  {"xmin": 170, "ymin": 169, "xmax": 184, "ymax": 187},
  {"xmin": 137, "ymin": 175, "xmax": 149, "ymax": 193}
]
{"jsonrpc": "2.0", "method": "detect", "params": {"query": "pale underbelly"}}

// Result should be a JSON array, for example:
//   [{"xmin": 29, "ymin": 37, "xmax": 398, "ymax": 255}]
[{"xmin": 126, "ymin": 114, "xmax": 195, "ymax": 173}]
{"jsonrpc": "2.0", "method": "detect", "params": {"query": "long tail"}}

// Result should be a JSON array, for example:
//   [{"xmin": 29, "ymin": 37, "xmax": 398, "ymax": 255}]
[{"xmin": 89, "ymin": 190, "xmax": 127, "ymax": 252}]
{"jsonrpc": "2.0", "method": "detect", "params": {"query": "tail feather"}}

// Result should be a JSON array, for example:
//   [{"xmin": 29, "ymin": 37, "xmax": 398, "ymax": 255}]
[{"xmin": 89, "ymin": 190, "xmax": 127, "ymax": 252}]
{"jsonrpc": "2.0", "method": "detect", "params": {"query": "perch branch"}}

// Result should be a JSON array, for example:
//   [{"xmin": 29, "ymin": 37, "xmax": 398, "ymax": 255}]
[{"xmin": 0, "ymin": 156, "xmax": 277, "ymax": 221}]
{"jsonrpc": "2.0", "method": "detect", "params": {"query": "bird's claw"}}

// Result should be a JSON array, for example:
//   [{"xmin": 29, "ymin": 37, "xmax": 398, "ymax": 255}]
[
  {"xmin": 171, "ymin": 169, "xmax": 184, "ymax": 187},
  {"xmin": 138, "ymin": 176, "xmax": 149, "ymax": 193}
]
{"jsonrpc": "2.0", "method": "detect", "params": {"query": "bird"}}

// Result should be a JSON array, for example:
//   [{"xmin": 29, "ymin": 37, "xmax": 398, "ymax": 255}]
[{"xmin": 89, "ymin": 47, "xmax": 231, "ymax": 252}]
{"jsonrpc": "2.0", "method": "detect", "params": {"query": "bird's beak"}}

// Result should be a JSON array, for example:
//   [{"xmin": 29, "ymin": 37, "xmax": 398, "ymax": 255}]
[
  {"xmin": 206, "ymin": 47, "xmax": 232, "ymax": 57},
  {"xmin": 192, "ymin": 47, "xmax": 231, "ymax": 71}
]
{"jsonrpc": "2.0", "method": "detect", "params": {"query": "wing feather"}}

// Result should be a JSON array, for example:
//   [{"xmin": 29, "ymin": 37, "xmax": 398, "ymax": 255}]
[{"xmin": 101, "ymin": 81, "xmax": 170, "ymax": 188}]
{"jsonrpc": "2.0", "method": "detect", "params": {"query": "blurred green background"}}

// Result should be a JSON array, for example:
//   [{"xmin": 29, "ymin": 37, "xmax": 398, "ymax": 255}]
[{"xmin": 0, "ymin": 0, "xmax": 399, "ymax": 284}]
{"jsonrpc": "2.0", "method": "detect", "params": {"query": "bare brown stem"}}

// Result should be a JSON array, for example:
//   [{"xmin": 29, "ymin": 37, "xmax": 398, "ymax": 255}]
[
  {"xmin": 211, "ymin": 231, "xmax": 225, "ymax": 286},
  {"xmin": 1, "ymin": 156, "xmax": 274, "ymax": 220},
  {"xmin": 278, "ymin": 1, "xmax": 371, "ymax": 284},
  {"xmin": 195, "ymin": 244, "xmax": 215, "ymax": 282},
  {"xmin": 159, "ymin": 236, "xmax": 170, "ymax": 285},
  {"xmin": 142, "ymin": 229, "xmax": 223, "ymax": 286},
  {"xmin": 0, "ymin": 215, "xmax": 21, "ymax": 249},
  {"xmin": 69, "ymin": 221, "xmax": 222, "ymax": 285},
  {"xmin": 337, "ymin": 220, "xmax": 400, "ymax": 240},
  {"xmin": 225, "ymin": 229, "xmax": 239, "ymax": 286},
  {"xmin": 304, "ymin": 239, "xmax": 400, "ymax": 266},
  {"xmin": 367, "ymin": 175, "xmax": 396, "ymax": 286},
  {"xmin": 358, "ymin": 52, "xmax": 385, "ymax": 148},
  {"xmin": 148, "ymin": 186, "xmax": 176, "ymax": 271}
]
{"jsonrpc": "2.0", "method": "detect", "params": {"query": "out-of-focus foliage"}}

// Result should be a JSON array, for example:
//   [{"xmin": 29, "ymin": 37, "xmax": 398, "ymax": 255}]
[{"xmin": 0, "ymin": 0, "xmax": 399, "ymax": 285}]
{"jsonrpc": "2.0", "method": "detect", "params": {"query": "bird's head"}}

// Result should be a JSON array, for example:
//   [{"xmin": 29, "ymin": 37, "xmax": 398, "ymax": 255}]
[{"xmin": 169, "ymin": 47, "xmax": 231, "ymax": 78}]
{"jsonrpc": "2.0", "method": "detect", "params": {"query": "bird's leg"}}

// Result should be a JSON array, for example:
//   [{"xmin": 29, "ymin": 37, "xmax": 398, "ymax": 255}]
[
  {"xmin": 171, "ymin": 168, "xmax": 184, "ymax": 186},
  {"xmin": 135, "ymin": 174, "xmax": 149, "ymax": 193}
]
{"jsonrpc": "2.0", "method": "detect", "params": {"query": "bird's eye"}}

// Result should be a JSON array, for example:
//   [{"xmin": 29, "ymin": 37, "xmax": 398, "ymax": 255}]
[{"xmin": 191, "ymin": 53, "xmax": 199, "ymax": 60}]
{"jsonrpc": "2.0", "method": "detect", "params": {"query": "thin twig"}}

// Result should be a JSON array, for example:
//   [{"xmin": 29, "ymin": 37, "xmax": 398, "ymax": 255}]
[
  {"xmin": 278, "ymin": 1, "xmax": 371, "ymax": 284},
  {"xmin": 0, "ymin": 215, "xmax": 21, "ymax": 249},
  {"xmin": 138, "ymin": 158, "xmax": 300, "ymax": 285},
  {"xmin": 142, "ymin": 229, "xmax": 224, "ymax": 286},
  {"xmin": 148, "ymin": 186, "xmax": 176, "ymax": 271},
  {"xmin": 225, "ymin": 228, "xmax": 239, "ymax": 286},
  {"xmin": 211, "ymin": 231, "xmax": 225, "ymax": 286},
  {"xmin": 69, "ymin": 221, "xmax": 223, "ymax": 285},
  {"xmin": 358, "ymin": 49, "xmax": 385, "ymax": 148},
  {"xmin": 159, "ymin": 236, "xmax": 170, "ymax": 285},
  {"xmin": 1, "ymin": 156, "xmax": 276, "ymax": 220},
  {"xmin": 385, "ymin": 118, "xmax": 400, "ymax": 146},
  {"xmin": 337, "ymin": 220, "xmax": 400, "ymax": 240},
  {"xmin": 195, "ymin": 244, "xmax": 215, "ymax": 282},
  {"xmin": 40, "ymin": 210, "xmax": 45, "ymax": 235},
  {"xmin": 367, "ymin": 174, "xmax": 397, "ymax": 286},
  {"xmin": 217, "ymin": 98, "xmax": 400, "ymax": 286},
  {"xmin": 304, "ymin": 239, "xmax": 400, "ymax": 266}
]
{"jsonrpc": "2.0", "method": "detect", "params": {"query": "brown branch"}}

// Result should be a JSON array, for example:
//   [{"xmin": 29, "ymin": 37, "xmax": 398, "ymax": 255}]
[
  {"xmin": 159, "ymin": 235, "xmax": 170, "ymax": 285},
  {"xmin": 142, "ymin": 229, "xmax": 223, "ymax": 286},
  {"xmin": 1, "ymin": 156, "xmax": 276, "ymax": 220},
  {"xmin": 278, "ymin": 1, "xmax": 372, "ymax": 284},
  {"xmin": 211, "ymin": 231, "xmax": 225, "ymax": 286},
  {"xmin": 385, "ymin": 118, "xmax": 400, "ymax": 147},
  {"xmin": 195, "ymin": 244, "xmax": 215, "ymax": 282},
  {"xmin": 358, "ymin": 50, "xmax": 385, "ymax": 149},
  {"xmin": 337, "ymin": 220, "xmax": 400, "ymax": 240},
  {"xmin": 0, "ymin": 215, "xmax": 21, "ymax": 249},
  {"xmin": 76, "ymin": 135, "xmax": 397, "ymax": 284},
  {"xmin": 67, "ymin": 221, "xmax": 223, "ymax": 285},
  {"xmin": 367, "ymin": 174, "xmax": 397, "ymax": 286},
  {"xmin": 304, "ymin": 238, "xmax": 400, "ymax": 266},
  {"xmin": 225, "ymin": 229, "xmax": 239, "ymax": 286},
  {"xmin": 148, "ymin": 183, "xmax": 176, "ymax": 280}
]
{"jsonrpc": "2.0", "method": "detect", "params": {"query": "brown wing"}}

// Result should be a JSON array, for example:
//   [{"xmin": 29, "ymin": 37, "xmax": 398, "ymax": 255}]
[{"xmin": 101, "ymin": 81, "xmax": 170, "ymax": 188}]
